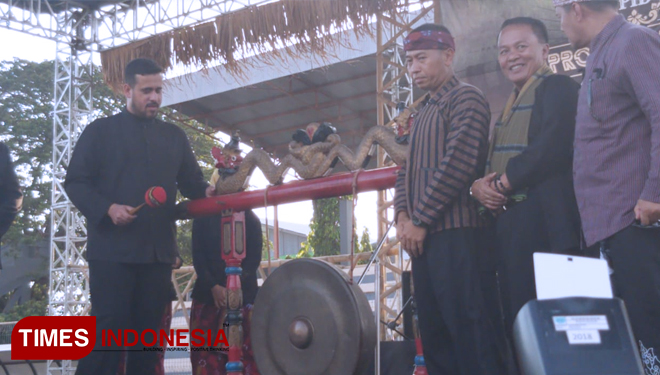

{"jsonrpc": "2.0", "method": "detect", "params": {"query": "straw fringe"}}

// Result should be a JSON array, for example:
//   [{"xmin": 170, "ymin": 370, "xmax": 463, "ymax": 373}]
[
  {"xmin": 100, "ymin": 0, "xmax": 399, "ymax": 90},
  {"xmin": 100, "ymin": 33, "xmax": 172, "ymax": 93}
]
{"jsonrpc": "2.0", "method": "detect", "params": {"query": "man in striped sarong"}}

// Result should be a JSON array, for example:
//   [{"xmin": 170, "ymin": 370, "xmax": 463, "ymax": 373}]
[{"xmin": 394, "ymin": 23, "xmax": 505, "ymax": 375}]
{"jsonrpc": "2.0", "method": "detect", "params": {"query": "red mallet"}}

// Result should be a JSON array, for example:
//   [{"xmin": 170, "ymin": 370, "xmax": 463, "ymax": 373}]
[{"xmin": 129, "ymin": 186, "xmax": 167, "ymax": 215}]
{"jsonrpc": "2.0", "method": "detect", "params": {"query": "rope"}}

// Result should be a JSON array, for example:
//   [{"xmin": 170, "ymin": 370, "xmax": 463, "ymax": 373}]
[
  {"xmin": 263, "ymin": 186, "xmax": 272, "ymax": 277},
  {"xmin": 349, "ymin": 169, "xmax": 363, "ymax": 284}
]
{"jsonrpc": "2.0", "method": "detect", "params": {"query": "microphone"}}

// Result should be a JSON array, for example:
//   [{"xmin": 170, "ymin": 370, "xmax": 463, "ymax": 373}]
[{"xmin": 129, "ymin": 186, "xmax": 167, "ymax": 215}]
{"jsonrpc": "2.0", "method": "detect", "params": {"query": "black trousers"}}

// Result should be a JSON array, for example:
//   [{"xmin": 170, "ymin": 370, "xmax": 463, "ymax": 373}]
[
  {"xmin": 496, "ymin": 200, "xmax": 548, "ymax": 341},
  {"xmin": 75, "ymin": 261, "xmax": 172, "ymax": 375},
  {"xmin": 496, "ymin": 199, "xmax": 580, "ymax": 340},
  {"xmin": 600, "ymin": 225, "xmax": 660, "ymax": 375},
  {"xmin": 411, "ymin": 228, "xmax": 506, "ymax": 375}
]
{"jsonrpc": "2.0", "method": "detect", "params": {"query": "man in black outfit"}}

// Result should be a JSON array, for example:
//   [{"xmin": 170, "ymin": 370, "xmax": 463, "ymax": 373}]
[
  {"xmin": 0, "ymin": 142, "xmax": 22, "ymax": 269},
  {"xmin": 65, "ymin": 58, "xmax": 214, "ymax": 375},
  {"xmin": 471, "ymin": 18, "xmax": 581, "ymax": 372}
]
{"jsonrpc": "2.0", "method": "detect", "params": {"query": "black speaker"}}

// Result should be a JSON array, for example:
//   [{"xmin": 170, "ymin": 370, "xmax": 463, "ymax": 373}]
[
  {"xmin": 366, "ymin": 340, "xmax": 416, "ymax": 375},
  {"xmin": 514, "ymin": 297, "xmax": 644, "ymax": 375}
]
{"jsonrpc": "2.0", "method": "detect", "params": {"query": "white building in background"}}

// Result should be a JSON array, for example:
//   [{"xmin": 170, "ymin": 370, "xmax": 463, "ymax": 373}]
[{"xmin": 261, "ymin": 220, "xmax": 310, "ymax": 258}]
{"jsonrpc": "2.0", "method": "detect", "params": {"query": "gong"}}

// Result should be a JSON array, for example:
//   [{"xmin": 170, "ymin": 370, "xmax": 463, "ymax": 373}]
[{"xmin": 251, "ymin": 258, "xmax": 376, "ymax": 375}]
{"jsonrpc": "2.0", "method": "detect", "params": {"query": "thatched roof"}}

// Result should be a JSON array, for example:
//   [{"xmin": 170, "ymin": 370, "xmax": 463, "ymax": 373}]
[{"xmin": 100, "ymin": 0, "xmax": 400, "ymax": 90}]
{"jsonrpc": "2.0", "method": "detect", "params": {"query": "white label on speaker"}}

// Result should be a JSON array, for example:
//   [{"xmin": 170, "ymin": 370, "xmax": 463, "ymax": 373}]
[
  {"xmin": 552, "ymin": 315, "xmax": 609, "ymax": 331},
  {"xmin": 566, "ymin": 330, "xmax": 601, "ymax": 345}
]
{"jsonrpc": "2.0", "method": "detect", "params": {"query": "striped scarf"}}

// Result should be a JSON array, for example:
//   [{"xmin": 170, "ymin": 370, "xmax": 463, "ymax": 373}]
[{"xmin": 486, "ymin": 66, "xmax": 554, "ymax": 203}]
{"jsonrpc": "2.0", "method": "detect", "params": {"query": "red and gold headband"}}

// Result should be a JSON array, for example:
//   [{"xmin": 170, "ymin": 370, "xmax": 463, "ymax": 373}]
[{"xmin": 403, "ymin": 30, "xmax": 455, "ymax": 52}]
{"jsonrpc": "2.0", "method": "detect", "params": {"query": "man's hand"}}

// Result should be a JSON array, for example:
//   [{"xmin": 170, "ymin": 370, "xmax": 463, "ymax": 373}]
[
  {"xmin": 396, "ymin": 212, "xmax": 412, "ymax": 257},
  {"xmin": 398, "ymin": 220, "xmax": 427, "ymax": 258},
  {"xmin": 471, "ymin": 173, "xmax": 506, "ymax": 210},
  {"xmin": 107, "ymin": 204, "xmax": 137, "ymax": 226},
  {"xmin": 211, "ymin": 284, "xmax": 227, "ymax": 310},
  {"xmin": 396, "ymin": 212, "xmax": 410, "ymax": 252},
  {"xmin": 205, "ymin": 185, "xmax": 216, "ymax": 198},
  {"xmin": 172, "ymin": 256, "xmax": 183, "ymax": 270},
  {"xmin": 396, "ymin": 211, "xmax": 410, "ymax": 232},
  {"xmin": 634, "ymin": 199, "xmax": 660, "ymax": 225}
]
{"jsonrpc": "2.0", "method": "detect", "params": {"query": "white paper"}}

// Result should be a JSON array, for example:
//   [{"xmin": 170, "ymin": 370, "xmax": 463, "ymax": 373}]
[
  {"xmin": 533, "ymin": 253, "xmax": 613, "ymax": 300},
  {"xmin": 566, "ymin": 330, "xmax": 601, "ymax": 345}
]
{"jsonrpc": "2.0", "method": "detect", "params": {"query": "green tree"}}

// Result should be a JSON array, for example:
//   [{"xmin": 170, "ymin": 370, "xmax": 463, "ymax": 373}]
[
  {"xmin": 355, "ymin": 227, "xmax": 372, "ymax": 264},
  {"xmin": 296, "ymin": 239, "xmax": 314, "ymax": 259},
  {"xmin": 359, "ymin": 227, "xmax": 372, "ymax": 254},
  {"xmin": 262, "ymin": 231, "xmax": 273, "ymax": 261},
  {"xmin": 306, "ymin": 197, "xmax": 341, "ymax": 256},
  {"xmin": 0, "ymin": 59, "xmax": 77, "ymax": 319},
  {"xmin": 0, "ymin": 278, "xmax": 48, "ymax": 322},
  {"xmin": 0, "ymin": 59, "xmax": 55, "ymax": 246},
  {"xmin": 303, "ymin": 196, "xmax": 367, "ymax": 257}
]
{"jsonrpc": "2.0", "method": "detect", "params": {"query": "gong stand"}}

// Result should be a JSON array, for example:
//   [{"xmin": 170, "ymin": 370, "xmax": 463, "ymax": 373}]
[
  {"xmin": 220, "ymin": 210, "xmax": 247, "ymax": 375},
  {"xmin": 360, "ymin": 225, "xmax": 428, "ymax": 374},
  {"xmin": 382, "ymin": 295, "xmax": 413, "ymax": 340},
  {"xmin": 181, "ymin": 167, "xmax": 403, "ymax": 375}
]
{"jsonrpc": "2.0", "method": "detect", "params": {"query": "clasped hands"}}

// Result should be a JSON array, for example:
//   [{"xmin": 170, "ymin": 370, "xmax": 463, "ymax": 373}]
[{"xmin": 470, "ymin": 172, "xmax": 511, "ymax": 213}]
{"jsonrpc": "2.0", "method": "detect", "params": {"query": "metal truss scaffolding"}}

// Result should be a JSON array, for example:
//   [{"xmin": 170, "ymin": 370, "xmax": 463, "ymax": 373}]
[
  {"xmin": 47, "ymin": 7, "xmax": 96, "ymax": 375},
  {"xmin": 0, "ymin": 0, "xmax": 270, "ymax": 45},
  {"xmin": 374, "ymin": 0, "xmax": 436, "ymax": 349}
]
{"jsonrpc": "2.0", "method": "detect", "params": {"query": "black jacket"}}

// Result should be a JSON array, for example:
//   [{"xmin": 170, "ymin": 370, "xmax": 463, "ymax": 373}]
[
  {"xmin": 505, "ymin": 75, "xmax": 582, "ymax": 252},
  {"xmin": 191, "ymin": 210, "xmax": 262, "ymax": 306},
  {"xmin": 64, "ymin": 110, "xmax": 208, "ymax": 264},
  {"xmin": 0, "ymin": 142, "xmax": 22, "ymax": 268}
]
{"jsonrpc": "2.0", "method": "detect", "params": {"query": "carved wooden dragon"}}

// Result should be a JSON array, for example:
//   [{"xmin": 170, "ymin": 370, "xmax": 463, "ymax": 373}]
[{"xmin": 213, "ymin": 118, "xmax": 412, "ymax": 195}]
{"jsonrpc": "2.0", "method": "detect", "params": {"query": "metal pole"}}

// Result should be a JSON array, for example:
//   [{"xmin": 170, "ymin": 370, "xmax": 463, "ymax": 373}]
[
  {"xmin": 374, "ymin": 255, "xmax": 381, "ymax": 375},
  {"xmin": 273, "ymin": 205, "xmax": 280, "ymax": 259},
  {"xmin": 358, "ymin": 220, "xmax": 394, "ymax": 285}
]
